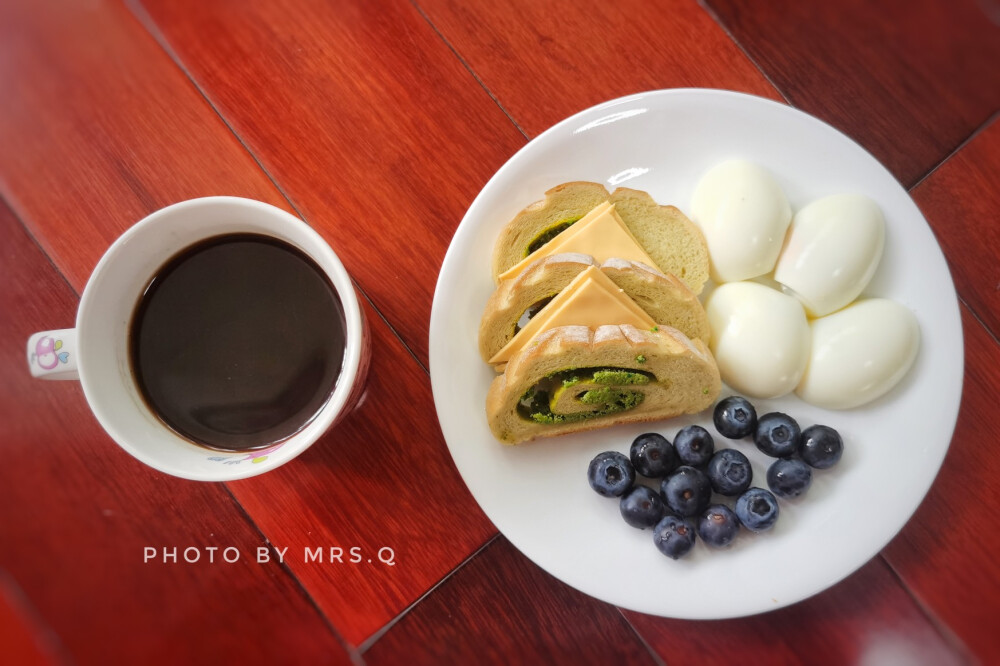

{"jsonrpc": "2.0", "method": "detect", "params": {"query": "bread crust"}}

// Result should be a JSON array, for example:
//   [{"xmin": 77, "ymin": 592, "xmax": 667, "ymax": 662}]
[{"xmin": 486, "ymin": 324, "xmax": 721, "ymax": 444}]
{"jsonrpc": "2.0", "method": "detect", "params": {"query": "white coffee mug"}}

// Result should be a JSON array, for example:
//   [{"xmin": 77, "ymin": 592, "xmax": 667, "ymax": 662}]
[{"xmin": 26, "ymin": 197, "xmax": 370, "ymax": 481}]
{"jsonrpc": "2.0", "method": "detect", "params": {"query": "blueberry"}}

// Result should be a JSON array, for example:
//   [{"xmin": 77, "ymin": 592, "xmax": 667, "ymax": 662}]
[
  {"xmin": 713, "ymin": 396, "xmax": 758, "ymax": 439},
  {"xmin": 800, "ymin": 425, "xmax": 844, "ymax": 469},
  {"xmin": 697, "ymin": 504, "xmax": 741, "ymax": 548},
  {"xmin": 652, "ymin": 514, "xmax": 697, "ymax": 560},
  {"xmin": 735, "ymin": 487, "xmax": 779, "ymax": 532},
  {"xmin": 706, "ymin": 448, "xmax": 753, "ymax": 496},
  {"xmin": 629, "ymin": 432, "xmax": 676, "ymax": 478},
  {"xmin": 619, "ymin": 485, "xmax": 665, "ymax": 529},
  {"xmin": 673, "ymin": 425, "xmax": 715, "ymax": 467},
  {"xmin": 754, "ymin": 412, "xmax": 801, "ymax": 458},
  {"xmin": 661, "ymin": 465, "xmax": 712, "ymax": 517},
  {"xmin": 766, "ymin": 458, "xmax": 812, "ymax": 498},
  {"xmin": 587, "ymin": 451, "xmax": 635, "ymax": 497}
]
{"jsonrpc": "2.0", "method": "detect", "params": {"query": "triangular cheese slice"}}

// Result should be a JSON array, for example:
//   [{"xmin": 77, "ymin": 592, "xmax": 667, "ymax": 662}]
[
  {"xmin": 489, "ymin": 265, "xmax": 657, "ymax": 365},
  {"xmin": 498, "ymin": 202, "xmax": 661, "ymax": 281}
]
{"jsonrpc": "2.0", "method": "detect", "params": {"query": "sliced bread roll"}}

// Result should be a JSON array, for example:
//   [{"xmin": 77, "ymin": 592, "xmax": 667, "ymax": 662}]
[
  {"xmin": 486, "ymin": 324, "xmax": 721, "ymax": 445},
  {"xmin": 489, "ymin": 182, "xmax": 709, "ymax": 294},
  {"xmin": 608, "ymin": 187, "xmax": 710, "ymax": 295},
  {"xmin": 478, "ymin": 253, "xmax": 710, "ymax": 363},
  {"xmin": 490, "ymin": 182, "xmax": 611, "ymax": 282}
]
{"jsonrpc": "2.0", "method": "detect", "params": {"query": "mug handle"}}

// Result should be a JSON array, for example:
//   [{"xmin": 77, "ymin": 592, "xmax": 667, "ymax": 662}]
[{"xmin": 27, "ymin": 329, "xmax": 80, "ymax": 380}]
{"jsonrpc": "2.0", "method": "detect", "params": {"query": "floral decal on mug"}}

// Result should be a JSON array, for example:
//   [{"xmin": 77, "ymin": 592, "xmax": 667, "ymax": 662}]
[
  {"xmin": 31, "ymin": 336, "xmax": 70, "ymax": 370},
  {"xmin": 207, "ymin": 442, "xmax": 285, "ymax": 466}
]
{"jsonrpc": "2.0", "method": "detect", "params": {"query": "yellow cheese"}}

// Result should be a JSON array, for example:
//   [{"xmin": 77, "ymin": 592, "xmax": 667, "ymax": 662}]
[
  {"xmin": 489, "ymin": 265, "xmax": 657, "ymax": 365},
  {"xmin": 498, "ymin": 202, "xmax": 661, "ymax": 281}
]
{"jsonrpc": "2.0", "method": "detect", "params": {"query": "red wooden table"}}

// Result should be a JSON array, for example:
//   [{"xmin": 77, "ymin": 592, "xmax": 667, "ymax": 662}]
[{"xmin": 1, "ymin": 1, "xmax": 998, "ymax": 663}]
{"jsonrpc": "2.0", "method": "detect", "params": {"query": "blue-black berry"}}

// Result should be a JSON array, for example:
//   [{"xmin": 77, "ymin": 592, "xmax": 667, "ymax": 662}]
[
  {"xmin": 698, "ymin": 504, "xmax": 741, "ymax": 548},
  {"xmin": 653, "ymin": 514, "xmax": 696, "ymax": 560},
  {"xmin": 766, "ymin": 458, "xmax": 812, "ymax": 498},
  {"xmin": 799, "ymin": 425, "xmax": 844, "ymax": 469},
  {"xmin": 706, "ymin": 448, "xmax": 753, "ymax": 496},
  {"xmin": 735, "ymin": 487, "xmax": 779, "ymax": 532},
  {"xmin": 629, "ymin": 432, "xmax": 676, "ymax": 478},
  {"xmin": 661, "ymin": 465, "xmax": 712, "ymax": 517},
  {"xmin": 713, "ymin": 396, "xmax": 758, "ymax": 439},
  {"xmin": 587, "ymin": 451, "xmax": 635, "ymax": 497},
  {"xmin": 619, "ymin": 485, "xmax": 665, "ymax": 529},
  {"xmin": 673, "ymin": 425, "xmax": 715, "ymax": 468},
  {"xmin": 754, "ymin": 412, "xmax": 801, "ymax": 458}
]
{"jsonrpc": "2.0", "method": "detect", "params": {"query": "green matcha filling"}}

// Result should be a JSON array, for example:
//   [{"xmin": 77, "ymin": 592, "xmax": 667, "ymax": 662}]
[
  {"xmin": 591, "ymin": 369, "xmax": 649, "ymax": 385},
  {"xmin": 525, "ymin": 216, "xmax": 583, "ymax": 256},
  {"xmin": 516, "ymin": 367, "xmax": 654, "ymax": 425},
  {"xmin": 526, "ymin": 390, "xmax": 645, "ymax": 425},
  {"xmin": 561, "ymin": 369, "xmax": 648, "ymax": 389}
]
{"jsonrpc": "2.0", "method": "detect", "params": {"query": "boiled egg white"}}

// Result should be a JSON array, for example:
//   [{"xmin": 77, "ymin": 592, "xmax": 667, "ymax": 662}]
[
  {"xmin": 691, "ymin": 160, "xmax": 792, "ymax": 283},
  {"xmin": 774, "ymin": 194, "xmax": 885, "ymax": 317},
  {"xmin": 705, "ymin": 281, "xmax": 810, "ymax": 399},
  {"xmin": 796, "ymin": 299, "xmax": 919, "ymax": 409}
]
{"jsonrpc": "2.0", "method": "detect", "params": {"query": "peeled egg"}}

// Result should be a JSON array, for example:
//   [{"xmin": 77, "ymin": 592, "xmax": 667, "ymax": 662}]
[
  {"xmin": 691, "ymin": 160, "xmax": 792, "ymax": 283},
  {"xmin": 796, "ymin": 299, "xmax": 919, "ymax": 409},
  {"xmin": 705, "ymin": 281, "xmax": 810, "ymax": 399},
  {"xmin": 774, "ymin": 194, "xmax": 885, "ymax": 317}
]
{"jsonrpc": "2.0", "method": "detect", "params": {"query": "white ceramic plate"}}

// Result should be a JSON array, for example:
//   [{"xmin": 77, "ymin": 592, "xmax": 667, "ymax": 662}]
[{"xmin": 429, "ymin": 89, "xmax": 963, "ymax": 619}]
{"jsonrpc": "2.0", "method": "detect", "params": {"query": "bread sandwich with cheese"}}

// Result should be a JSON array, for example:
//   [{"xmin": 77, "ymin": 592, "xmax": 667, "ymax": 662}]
[
  {"xmin": 486, "ymin": 324, "xmax": 721, "ymax": 445},
  {"xmin": 480, "ymin": 182, "xmax": 719, "ymax": 445},
  {"xmin": 490, "ymin": 182, "xmax": 710, "ymax": 295},
  {"xmin": 478, "ymin": 252, "xmax": 710, "ymax": 366}
]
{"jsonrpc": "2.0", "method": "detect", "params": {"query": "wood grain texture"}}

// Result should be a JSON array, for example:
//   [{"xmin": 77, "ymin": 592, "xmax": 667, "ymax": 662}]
[
  {"xmin": 882, "ymin": 305, "xmax": 1000, "ymax": 662},
  {"xmin": 3, "ymin": 0, "xmax": 996, "ymax": 662},
  {"xmin": 363, "ymin": 537, "xmax": 656, "ymax": 665},
  {"xmin": 0, "ymin": 200, "xmax": 350, "ymax": 665},
  {"xmin": 911, "ymin": 118, "xmax": 1000, "ymax": 339},
  {"xmin": 0, "ymin": 0, "xmax": 293, "ymax": 295},
  {"xmin": 414, "ymin": 0, "xmax": 782, "ymax": 138},
  {"xmin": 227, "ymin": 294, "xmax": 496, "ymax": 646},
  {"xmin": 132, "ymin": 0, "xmax": 528, "ymax": 365},
  {"xmin": 703, "ymin": 0, "xmax": 1000, "ymax": 188},
  {"xmin": 0, "ymin": 0, "xmax": 495, "ymax": 650},
  {"xmin": 0, "ymin": 575, "xmax": 62, "ymax": 666},
  {"xmin": 625, "ymin": 557, "xmax": 964, "ymax": 665}
]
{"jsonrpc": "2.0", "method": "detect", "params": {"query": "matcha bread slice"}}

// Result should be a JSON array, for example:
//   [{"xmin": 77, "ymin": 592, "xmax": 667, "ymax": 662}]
[
  {"xmin": 490, "ymin": 181, "xmax": 610, "ymax": 282},
  {"xmin": 489, "ymin": 182, "xmax": 710, "ymax": 294},
  {"xmin": 486, "ymin": 324, "xmax": 721, "ymax": 445},
  {"xmin": 478, "ymin": 253, "xmax": 711, "ymax": 363}
]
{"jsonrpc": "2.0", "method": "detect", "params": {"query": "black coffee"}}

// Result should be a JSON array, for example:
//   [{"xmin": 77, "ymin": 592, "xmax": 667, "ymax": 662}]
[{"xmin": 130, "ymin": 234, "xmax": 346, "ymax": 452}]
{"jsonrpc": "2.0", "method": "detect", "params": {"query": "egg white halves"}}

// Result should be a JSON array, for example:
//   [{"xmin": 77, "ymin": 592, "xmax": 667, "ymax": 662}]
[
  {"xmin": 691, "ymin": 160, "xmax": 792, "ymax": 284},
  {"xmin": 705, "ymin": 282, "xmax": 810, "ymax": 399},
  {"xmin": 774, "ymin": 194, "xmax": 885, "ymax": 317},
  {"xmin": 796, "ymin": 299, "xmax": 920, "ymax": 409}
]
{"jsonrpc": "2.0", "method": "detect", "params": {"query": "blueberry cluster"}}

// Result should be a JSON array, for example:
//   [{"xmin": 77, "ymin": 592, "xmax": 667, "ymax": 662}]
[
  {"xmin": 586, "ymin": 395, "xmax": 843, "ymax": 561},
  {"xmin": 717, "ymin": 396, "xmax": 844, "ymax": 499}
]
